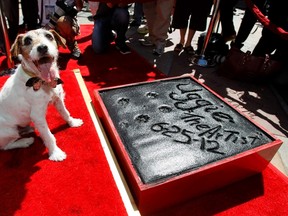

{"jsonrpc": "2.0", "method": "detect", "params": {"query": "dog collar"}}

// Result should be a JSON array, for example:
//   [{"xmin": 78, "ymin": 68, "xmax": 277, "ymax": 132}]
[
  {"xmin": 26, "ymin": 77, "xmax": 64, "ymax": 91},
  {"xmin": 22, "ymin": 66, "xmax": 63, "ymax": 91}
]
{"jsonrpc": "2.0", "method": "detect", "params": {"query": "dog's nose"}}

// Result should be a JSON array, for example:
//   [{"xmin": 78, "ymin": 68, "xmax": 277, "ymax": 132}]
[{"xmin": 37, "ymin": 45, "xmax": 48, "ymax": 54}]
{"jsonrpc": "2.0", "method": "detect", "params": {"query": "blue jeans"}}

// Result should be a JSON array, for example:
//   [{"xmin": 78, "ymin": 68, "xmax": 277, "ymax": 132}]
[{"xmin": 92, "ymin": 7, "xmax": 129, "ymax": 53}]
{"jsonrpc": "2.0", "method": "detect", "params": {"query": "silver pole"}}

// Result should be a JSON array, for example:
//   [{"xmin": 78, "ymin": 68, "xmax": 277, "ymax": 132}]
[{"xmin": 193, "ymin": 0, "xmax": 221, "ymax": 67}]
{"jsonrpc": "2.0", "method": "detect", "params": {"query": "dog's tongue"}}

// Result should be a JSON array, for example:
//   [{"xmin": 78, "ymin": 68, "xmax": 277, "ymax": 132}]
[
  {"xmin": 35, "ymin": 57, "xmax": 56, "ymax": 82},
  {"xmin": 37, "ymin": 63, "xmax": 53, "ymax": 81}
]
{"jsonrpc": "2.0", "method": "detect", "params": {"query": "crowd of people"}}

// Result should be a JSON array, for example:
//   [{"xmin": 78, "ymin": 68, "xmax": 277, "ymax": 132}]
[
  {"xmin": 89, "ymin": 0, "xmax": 288, "ymax": 65},
  {"xmin": 0, "ymin": 0, "xmax": 84, "ymax": 59},
  {"xmin": 1, "ymin": 0, "xmax": 288, "ymax": 68}
]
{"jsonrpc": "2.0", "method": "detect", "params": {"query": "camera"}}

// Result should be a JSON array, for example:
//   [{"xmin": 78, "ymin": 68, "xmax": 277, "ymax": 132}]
[
  {"xmin": 46, "ymin": 0, "xmax": 78, "ymax": 29},
  {"xmin": 56, "ymin": 0, "xmax": 78, "ymax": 18}
]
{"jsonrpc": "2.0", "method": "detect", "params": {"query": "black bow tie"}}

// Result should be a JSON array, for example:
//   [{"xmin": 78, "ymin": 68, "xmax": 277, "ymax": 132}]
[{"xmin": 26, "ymin": 77, "xmax": 63, "ymax": 91}]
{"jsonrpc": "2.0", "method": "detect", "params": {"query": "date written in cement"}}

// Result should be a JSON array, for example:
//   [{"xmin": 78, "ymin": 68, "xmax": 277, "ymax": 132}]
[{"xmin": 149, "ymin": 82, "xmax": 262, "ymax": 155}]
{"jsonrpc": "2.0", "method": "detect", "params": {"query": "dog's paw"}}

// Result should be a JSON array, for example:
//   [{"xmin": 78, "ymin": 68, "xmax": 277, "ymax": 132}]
[
  {"xmin": 21, "ymin": 137, "xmax": 35, "ymax": 147},
  {"xmin": 3, "ymin": 137, "xmax": 34, "ymax": 150},
  {"xmin": 49, "ymin": 147, "xmax": 67, "ymax": 161},
  {"xmin": 68, "ymin": 118, "xmax": 83, "ymax": 127}
]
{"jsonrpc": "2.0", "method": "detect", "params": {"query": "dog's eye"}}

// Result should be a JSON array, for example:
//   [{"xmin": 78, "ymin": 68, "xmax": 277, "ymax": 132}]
[
  {"xmin": 45, "ymin": 34, "xmax": 54, "ymax": 41},
  {"xmin": 24, "ymin": 37, "xmax": 32, "ymax": 46}
]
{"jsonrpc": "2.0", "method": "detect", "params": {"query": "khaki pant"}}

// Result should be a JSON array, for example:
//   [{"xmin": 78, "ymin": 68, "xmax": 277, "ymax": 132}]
[{"xmin": 143, "ymin": 0, "xmax": 174, "ymax": 46}]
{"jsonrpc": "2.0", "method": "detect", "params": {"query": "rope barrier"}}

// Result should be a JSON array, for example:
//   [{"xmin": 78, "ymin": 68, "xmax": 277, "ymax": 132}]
[{"xmin": 245, "ymin": 0, "xmax": 288, "ymax": 40}]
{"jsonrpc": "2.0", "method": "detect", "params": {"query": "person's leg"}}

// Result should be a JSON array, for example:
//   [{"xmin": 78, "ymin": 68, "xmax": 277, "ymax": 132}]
[
  {"xmin": 111, "ymin": 7, "xmax": 130, "ymax": 54},
  {"xmin": 181, "ymin": 29, "xmax": 196, "ymax": 55},
  {"xmin": 153, "ymin": 0, "xmax": 174, "ymax": 44},
  {"xmin": 21, "ymin": 0, "xmax": 39, "ymax": 30},
  {"xmin": 179, "ymin": 29, "xmax": 186, "ymax": 45},
  {"xmin": 92, "ymin": 17, "xmax": 112, "ymax": 54},
  {"xmin": 2, "ymin": 0, "xmax": 19, "ymax": 42},
  {"xmin": 174, "ymin": 28, "xmax": 186, "ymax": 52},
  {"xmin": 142, "ymin": 1, "xmax": 157, "ymax": 44},
  {"xmin": 219, "ymin": 0, "xmax": 238, "ymax": 41},
  {"xmin": 184, "ymin": 29, "xmax": 196, "ymax": 48},
  {"xmin": 111, "ymin": 7, "xmax": 129, "ymax": 46},
  {"xmin": 132, "ymin": 3, "xmax": 143, "ymax": 26},
  {"xmin": 252, "ymin": 28, "xmax": 277, "ymax": 57},
  {"xmin": 233, "ymin": 11, "xmax": 257, "ymax": 48},
  {"xmin": 234, "ymin": 0, "xmax": 266, "ymax": 48},
  {"xmin": 152, "ymin": 0, "xmax": 174, "ymax": 55},
  {"xmin": 56, "ymin": 16, "xmax": 81, "ymax": 59},
  {"xmin": 172, "ymin": 0, "xmax": 190, "ymax": 50},
  {"xmin": 187, "ymin": 0, "xmax": 212, "ymax": 54}
]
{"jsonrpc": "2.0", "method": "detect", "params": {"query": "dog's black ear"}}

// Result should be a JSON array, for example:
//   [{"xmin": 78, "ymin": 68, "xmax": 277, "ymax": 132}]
[
  {"xmin": 50, "ymin": 29, "xmax": 67, "ymax": 49},
  {"xmin": 10, "ymin": 34, "xmax": 24, "ymax": 58}
]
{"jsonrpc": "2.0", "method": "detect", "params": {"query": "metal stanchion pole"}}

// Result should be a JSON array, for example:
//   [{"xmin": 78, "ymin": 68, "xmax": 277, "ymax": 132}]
[
  {"xmin": 191, "ymin": 0, "xmax": 221, "ymax": 67},
  {"xmin": 0, "ymin": 1, "xmax": 14, "ymax": 69}
]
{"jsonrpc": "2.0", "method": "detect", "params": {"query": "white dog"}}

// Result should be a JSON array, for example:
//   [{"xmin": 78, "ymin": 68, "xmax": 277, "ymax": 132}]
[{"xmin": 0, "ymin": 29, "xmax": 83, "ymax": 161}]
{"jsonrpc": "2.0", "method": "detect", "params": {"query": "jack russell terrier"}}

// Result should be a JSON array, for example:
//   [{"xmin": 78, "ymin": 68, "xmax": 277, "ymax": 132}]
[{"xmin": 0, "ymin": 28, "xmax": 83, "ymax": 161}]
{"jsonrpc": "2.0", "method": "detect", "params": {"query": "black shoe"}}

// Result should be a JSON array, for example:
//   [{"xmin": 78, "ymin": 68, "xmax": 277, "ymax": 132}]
[
  {"xmin": 68, "ymin": 41, "xmax": 81, "ymax": 59},
  {"xmin": 116, "ymin": 43, "xmax": 131, "ymax": 55},
  {"xmin": 130, "ymin": 20, "xmax": 140, "ymax": 27},
  {"xmin": 184, "ymin": 46, "xmax": 195, "ymax": 55},
  {"xmin": 71, "ymin": 46, "xmax": 81, "ymax": 59}
]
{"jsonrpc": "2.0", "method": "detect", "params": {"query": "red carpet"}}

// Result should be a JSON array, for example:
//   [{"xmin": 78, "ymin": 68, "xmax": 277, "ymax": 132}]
[
  {"xmin": 160, "ymin": 164, "xmax": 288, "ymax": 216},
  {"xmin": 0, "ymin": 56, "xmax": 7, "ymax": 70},
  {"xmin": 1, "ymin": 24, "xmax": 288, "ymax": 215},
  {"xmin": 0, "ymin": 72, "xmax": 127, "ymax": 216}
]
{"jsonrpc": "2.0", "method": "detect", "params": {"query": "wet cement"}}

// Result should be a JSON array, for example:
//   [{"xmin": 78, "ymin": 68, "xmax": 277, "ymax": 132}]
[{"xmin": 99, "ymin": 77, "xmax": 274, "ymax": 184}]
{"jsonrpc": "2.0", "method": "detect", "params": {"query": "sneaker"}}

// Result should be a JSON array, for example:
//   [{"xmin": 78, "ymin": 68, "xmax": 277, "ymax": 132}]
[
  {"xmin": 137, "ymin": 25, "xmax": 149, "ymax": 34},
  {"xmin": 139, "ymin": 37, "xmax": 154, "ymax": 47},
  {"xmin": 153, "ymin": 43, "xmax": 165, "ymax": 56},
  {"xmin": 116, "ymin": 43, "xmax": 131, "ymax": 55}
]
